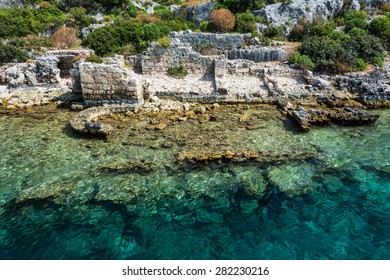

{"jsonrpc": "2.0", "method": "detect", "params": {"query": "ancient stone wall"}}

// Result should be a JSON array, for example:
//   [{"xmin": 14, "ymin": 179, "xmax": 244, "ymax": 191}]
[
  {"xmin": 79, "ymin": 62, "xmax": 143, "ymax": 103},
  {"xmin": 228, "ymin": 47, "xmax": 287, "ymax": 62},
  {"xmin": 140, "ymin": 40, "xmax": 215, "ymax": 75},
  {"xmin": 171, "ymin": 31, "xmax": 250, "ymax": 52}
]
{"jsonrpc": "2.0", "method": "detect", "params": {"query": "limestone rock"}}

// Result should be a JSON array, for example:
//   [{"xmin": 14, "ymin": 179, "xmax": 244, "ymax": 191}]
[
  {"xmin": 81, "ymin": 24, "xmax": 106, "ymax": 39},
  {"xmin": 228, "ymin": 47, "xmax": 287, "ymax": 62},
  {"xmin": 188, "ymin": 2, "xmax": 215, "ymax": 26},
  {"xmin": 6, "ymin": 64, "xmax": 28, "ymax": 87},
  {"xmin": 337, "ymin": 61, "xmax": 390, "ymax": 108},
  {"xmin": 35, "ymin": 56, "xmax": 61, "ymax": 84},
  {"xmin": 155, "ymin": 123, "xmax": 168, "ymax": 130},
  {"xmin": 254, "ymin": 0, "xmax": 344, "ymax": 29}
]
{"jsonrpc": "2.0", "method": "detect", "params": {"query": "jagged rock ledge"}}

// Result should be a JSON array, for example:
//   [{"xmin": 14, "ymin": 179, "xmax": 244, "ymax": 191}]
[
  {"xmin": 69, "ymin": 104, "xmax": 139, "ymax": 136},
  {"xmin": 289, "ymin": 106, "xmax": 380, "ymax": 131}
]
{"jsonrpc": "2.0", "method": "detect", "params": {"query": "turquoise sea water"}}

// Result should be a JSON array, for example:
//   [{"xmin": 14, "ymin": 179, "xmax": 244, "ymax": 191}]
[{"xmin": 0, "ymin": 107, "xmax": 389, "ymax": 260}]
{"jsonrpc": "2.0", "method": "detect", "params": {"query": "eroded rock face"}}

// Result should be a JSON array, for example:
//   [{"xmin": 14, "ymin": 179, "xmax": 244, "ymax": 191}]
[
  {"xmin": 228, "ymin": 47, "xmax": 287, "ymax": 62},
  {"xmin": 289, "ymin": 106, "xmax": 380, "ymax": 131},
  {"xmin": 35, "ymin": 56, "xmax": 61, "ymax": 84},
  {"xmin": 254, "ymin": 0, "xmax": 344, "ymax": 28},
  {"xmin": 337, "ymin": 63, "xmax": 390, "ymax": 108},
  {"xmin": 188, "ymin": 2, "xmax": 215, "ymax": 26},
  {"xmin": 171, "ymin": 31, "xmax": 250, "ymax": 52},
  {"xmin": 0, "ymin": 0, "xmax": 22, "ymax": 8}
]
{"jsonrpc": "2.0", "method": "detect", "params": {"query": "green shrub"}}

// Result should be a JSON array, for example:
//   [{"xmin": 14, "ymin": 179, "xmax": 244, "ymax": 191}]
[
  {"xmin": 144, "ymin": 23, "xmax": 161, "ymax": 42},
  {"xmin": 369, "ymin": 17, "xmax": 390, "ymax": 50},
  {"xmin": 329, "ymin": 30, "xmax": 350, "ymax": 41},
  {"xmin": 0, "ymin": 6, "xmax": 65, "ymax": 37},
  {"xmin": 299, "ymin": 36, "xmax": 343, "ymax": 72},
  {"xmin": 200, "ymin": 21, "xmax": 209, "ymax": 32},
  {"xmin": 85, "ymin": 55, "xmax": 103, "ymax": 63},
  {"xmin": 288, "ymin": 52, "xmax": 315, "ymax": 70},
  {"xmin": 235, "ymin": 12, "xmax": 256, "ymax": 33},
  {"xmin": 345, "ymin": 18, "xmax": 368, "ymax": 32},
  {"xmin": 354, "ymin": 58, "xmax": 368, "ymax": 71},
  {"xmin": 216, "ymin": 0, "xmax": 268, "ymax": 14},
  {"xmin": 307, "ymin": 21, "xmax": 336, "ymax": 37},
  {"xmin": 158, "ymin": 36, "xmax": 171, "ymax": 48},
  {"xmin": 265, "ymin": 26, "xmax": 281, "ymax": 38},
  {"xmin": 289, "ymin": 20, "xmax": 336, "ymax": 41},
  {"xmin": 372, "ymin": 56, "xmax": 384, "ymax": 67},
  {"xmin": 347, "ymin": 27, "xmax": 367, "ymax": 36},
  {"xmin": 154, "ymin": 6, "xmax": 174, "ymax": 20},
  {"xmin": 167, "ymin": 65, "xmax": 187, "ymax": 78},
  {"xmin": 0, "ymin": 43, "xmax": 29, "ymax": 63},
  {"xmin": 343, "ymin": 10, "xmax": 367, "ymax": 21},
  {"xmin": 342, "ymin": 35, "xmax": 385, "ymax": 66}
]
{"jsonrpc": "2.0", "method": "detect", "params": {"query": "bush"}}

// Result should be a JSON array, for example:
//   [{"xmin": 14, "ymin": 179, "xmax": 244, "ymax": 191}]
[
  {"xmin": 288, "ymin": 52, "xmax": 315, "ymax": 70},
  {"xmin": 299, "ymin": 36, "xmax": 343, "ymax": 72},
  {"xmin": 329, "ymin": 30, "xmax": 350, "ymax": 41},
  {"xmin": 235, "ymin": 12, "xmax": 256, "ymax": 33},
  {"xmin": 144, "ymin": 23, "xmax": 160, "ymax": 42},
  {"xmin": 372, "ymin": 56, "xmax": 384, "ymax": 67},
  {"xmin": 216, "ymin": 0, "xmax": 267, "ymax": 14},
  {"xmin": 158, "ymin": 36, "xmax": 171, "ymax": 48},
  {"xmin": 289, "ymin": 24, "xmax": 305, "ymax": 41},
  {"xmin": 200, "ymin": 21, "xmax": 209, "ymax": 32},
  {"xmin": 167, "ymin": 65, "xmax": 187, "ymax": 78},
  {"xmin": 154, "ymin": 6, "xmax": 174, "ymax": 20},
  {"xmin": 209, "ymin": 9, "xmax": 235, "ymax": 32},
  {"xmin": 52, "ymin": 26, "xmax": 80, "ymax": 49},
  {"xmin": 348, "ymin": 27, "xmax": 367, "ymax": 36},
  {"xmin": 354, "ymin": 58, "xmax": 367, "ymax": 71},
  {"xmin": 85, "ymin": 55, "xmax": 103, "ymax": 63},
  {"xmin": 0, "ymin": 43, "xmax": 29, "ymax": 63},
  {"xmin": 0, "ymin": 6, "xmax": 65, "ymax": 37},
  {"xmin": 369, "ymin": 17, "xmax": 390, "ymax": 50},
  {"xmin": 25, "ymin": 35, "xmax": 52, "ymax": 49},
  {"xmin": 345, "ymin": 18, "xmax": 368, "ymax": 32},
  {"xmin": 343, "ymin": 10, "xmax": 367, "ymax": 21},
  {"xmin": 288, "ymin": 20, "xmax": 336, "ymax": 41},
  {"xmin": 265, "ymin": 26, "xmax": 281, "ymax": 38},
  {"xmin": 342, "ymin": 35, "xmax": 385, "ymax": 67}
]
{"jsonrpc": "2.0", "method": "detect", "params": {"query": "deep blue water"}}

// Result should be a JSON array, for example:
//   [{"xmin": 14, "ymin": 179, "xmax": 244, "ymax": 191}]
[{"xmin": 0, "ymin": 108, "xmax": 389, "ymax": 259}]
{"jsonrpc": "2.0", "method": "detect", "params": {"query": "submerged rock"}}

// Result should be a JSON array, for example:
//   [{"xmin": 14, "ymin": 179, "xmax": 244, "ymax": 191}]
[
  {"xmin": 100, "ymin": 160, "xmax": 155, "ymax": 174},
  {"xmin": 176, "ymin": 149, "xmax": 318, "ymax": 164},
  {"xmin": 289, "ymin": 106, "xmax": 380, "ymax": 131}
]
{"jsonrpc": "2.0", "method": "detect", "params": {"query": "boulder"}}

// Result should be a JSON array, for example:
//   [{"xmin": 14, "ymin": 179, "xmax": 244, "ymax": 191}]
[
  {"xmin": 35, "ymin": 56, "xmax": 61, "ymax": 84},
  {"xmin": 254, "ymin": 0, "xmax": 344, "ymax": 28},
  {"xmin": 6, "ymin": 63, "xmax": 29, "ymax": 87},
  {"xmin": 188, "ymin": 2, "xmax": 215, "ymax": 26}
]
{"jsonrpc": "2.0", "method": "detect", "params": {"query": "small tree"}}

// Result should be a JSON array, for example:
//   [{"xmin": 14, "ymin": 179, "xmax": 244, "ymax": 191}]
[
  {"xmin": 209, "ymin": 9, "xmax": 235, "ymax": 32},
  {"xmin": 51, "ymin": 26, "xmax": 80, "ymax": 49}
]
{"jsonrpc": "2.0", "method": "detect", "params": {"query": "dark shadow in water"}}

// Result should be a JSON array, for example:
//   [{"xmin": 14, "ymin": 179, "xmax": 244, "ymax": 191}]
[
  {"xmin": 282, "ymin": 118, "xmax": 301, "ymax": 134},
  {"xmin": 62, "ymin": 123, "xmax": 108, "ymax": 141}
]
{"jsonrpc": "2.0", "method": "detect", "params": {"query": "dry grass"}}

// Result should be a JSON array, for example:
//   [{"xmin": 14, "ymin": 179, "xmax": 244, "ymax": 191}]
[{"xmin": 182, "ymin": 0, "xmax": 211, "ymax": 6}]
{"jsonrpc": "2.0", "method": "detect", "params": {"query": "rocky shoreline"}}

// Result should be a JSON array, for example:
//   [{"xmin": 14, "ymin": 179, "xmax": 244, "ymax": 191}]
[{"xmin": 1, "ymin": 32, "xmax": 389, "ymax": 136}]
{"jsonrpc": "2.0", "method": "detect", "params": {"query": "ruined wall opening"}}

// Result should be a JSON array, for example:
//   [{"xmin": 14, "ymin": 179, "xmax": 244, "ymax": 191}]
[{"xmin": 57, "ymin": 57, "xmax": 74, "ymax": 79}]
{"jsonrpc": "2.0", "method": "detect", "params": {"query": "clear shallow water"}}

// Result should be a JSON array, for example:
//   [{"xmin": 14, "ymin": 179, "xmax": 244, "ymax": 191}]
[{"xmin": 0, "ymin": 108, "xmax": 389, "ymax": 260}]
